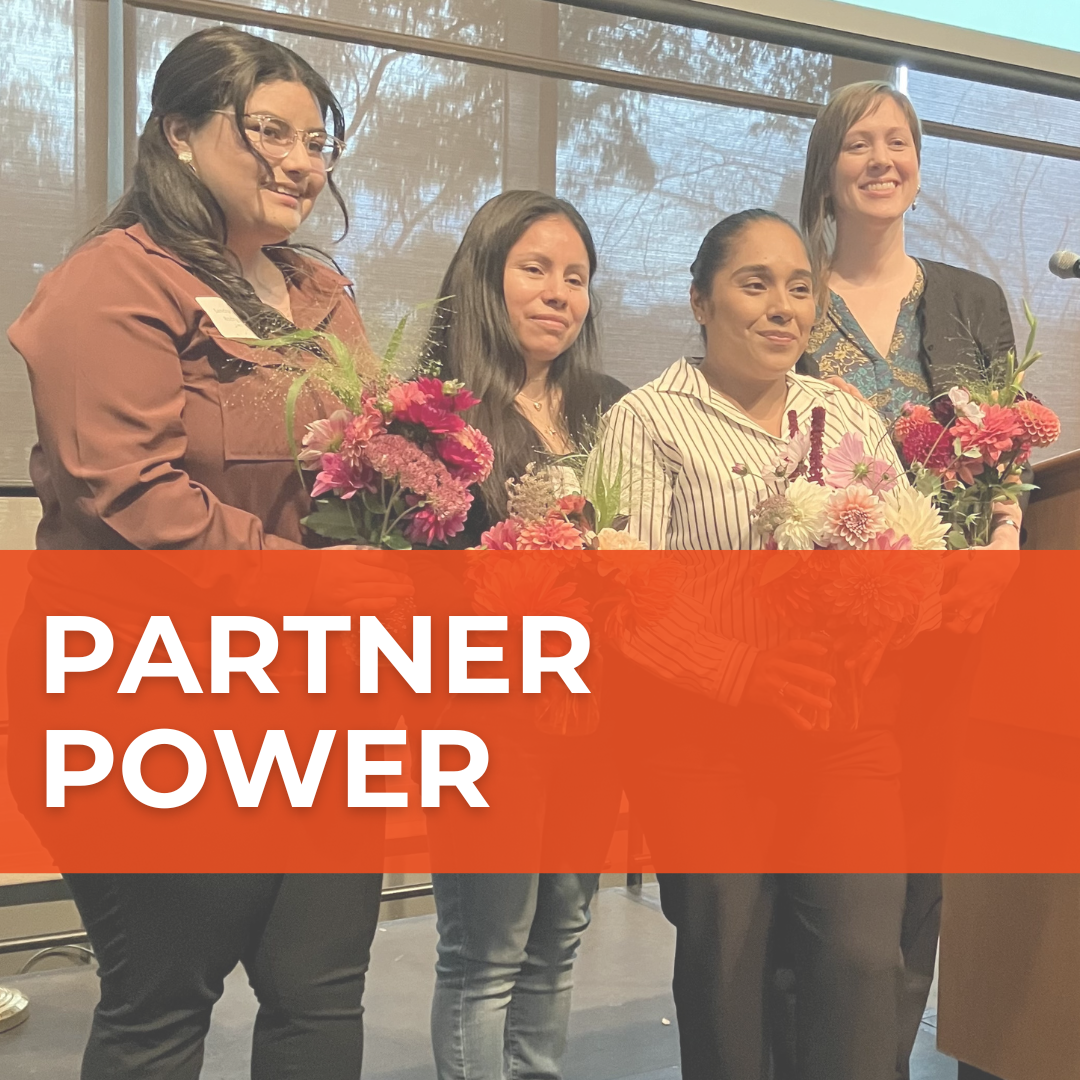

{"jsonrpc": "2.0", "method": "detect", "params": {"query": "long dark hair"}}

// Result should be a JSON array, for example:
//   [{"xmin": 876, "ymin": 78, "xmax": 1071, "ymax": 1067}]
[
  {"xmin": 90, "ymin": 26, "xmax": 348, "ymax": 336},
  {"xmin": 427, "ymin": 190, "xmax": 602, "ymax": 517},
  {"xmin": 690, "ymin": 208, "xmax": 802, "ymax": 339}
]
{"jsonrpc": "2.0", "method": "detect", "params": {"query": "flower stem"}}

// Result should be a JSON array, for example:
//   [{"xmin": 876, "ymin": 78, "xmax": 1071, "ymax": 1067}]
[{"xmin": 379, "ymin": 481, "xmax": 400, "ymax": 544}]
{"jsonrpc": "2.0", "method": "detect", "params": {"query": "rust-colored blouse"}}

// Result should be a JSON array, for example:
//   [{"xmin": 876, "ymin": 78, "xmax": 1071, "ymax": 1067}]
[{"xmin": 9, "ymin": 224, "xmax": 367, "ymax": 550}]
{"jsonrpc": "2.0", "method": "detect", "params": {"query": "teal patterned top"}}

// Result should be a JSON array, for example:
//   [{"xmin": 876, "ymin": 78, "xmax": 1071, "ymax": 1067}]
[{"xmin": 806, "ymin": 261, "xmax": 930, "ymax": 422}]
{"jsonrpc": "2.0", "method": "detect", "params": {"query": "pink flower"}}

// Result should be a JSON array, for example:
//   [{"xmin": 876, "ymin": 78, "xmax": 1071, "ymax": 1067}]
[
  {"xmin": 339, "ymin": 402, "xmax": 385, "ymax": 465},
  {"xmin": 867, "ymin": 528, "xmax": 913, "ymax": 550},
  {"xmin": 424, "ymin": 475, "xmax": 473, "ymax": 522},
  {"xmin": 416, "ymin": 376, "xmax": 480, "ymax": 413},
  {"xmin": 387, "ymin": 378, "xmax": 466, "ymax": 434},
  {"xmin": 902, "ymin": 422, "xmax": 952, "ymax": 472},
  {"xmin": 436, "ymin": 426, "xmax": 495, "ymax": 485},
  {"xmin": 446, "ymin": 385, "xmax": 481, "ymax": 412},
  {"xmin": 364, "ymin": 433, "xmax": 444, "ymax": 496},
  {"xmin": 311, "ymin": 452, "xmax": 375, "ymax": 499},
  {"xmin": 385, "ymin": 381, "xmax": 426, "ymax": 414},
  {"xmin": 554, "ymin": 494, "xmax": 587, "ymax": 517},
  {"xmin": 480, "ymin": 518, "xmax": 524, "ymax": 549},
  {"xmin": 299, "ymin": 410, "xmax": 350, "ymax": 467},
  {"xmin": 516, "ymin": 518, "xmax": 586, "ymax": 550},
  {"xmin": 405, "ymin": 502, "xmax": 470, "ymax": 545},
  {"xmin": 402, "ymin": 477, "xmax": 473, "ymax": 545},
  {"xmin": 771, "ymin": 432, "xmax": 811, "ymax": 480},
  {"xmin": 822, "ymin": 485, "xmax": 888, "ymax": 549},
  {"xmin": 822, "ymin": 432, "xmax": 900, "ymax": 492},
  {"xmin": 953, "ymin": 405, "xmax": 1025, "ymax": 465},
  {"xmin": 1016, "ymin": 399, "xmax": 1060, "ymax": 448}
]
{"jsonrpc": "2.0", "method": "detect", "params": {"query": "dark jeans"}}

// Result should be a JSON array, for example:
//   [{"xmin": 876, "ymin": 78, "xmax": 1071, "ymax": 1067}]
[
  {"xmin": 660, "ymin": 873, "xmax": 906, "ymax": 1080},
  {"xmin": 66, "ymin": 873, "xmax": 383, "ymax": 1080}
]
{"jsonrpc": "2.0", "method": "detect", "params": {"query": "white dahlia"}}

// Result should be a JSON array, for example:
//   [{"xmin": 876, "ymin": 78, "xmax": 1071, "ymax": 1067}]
[
  {"xmin": 773, "ymin": 478, "xmax": 830, "ymax": 549},
  {"xmin": 881, "ymin": 485, "xmax": 949, "ymax": 550}
]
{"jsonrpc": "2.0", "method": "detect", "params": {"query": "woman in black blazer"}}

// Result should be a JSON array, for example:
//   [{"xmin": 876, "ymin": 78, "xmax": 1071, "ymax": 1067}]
[
  {"xmin": 790, "ymin": 80, "xmax": 1021, "ymax": 1080},
  {"xmin": 800, "ymin": 256, "xmax": 1016, "ymax": 401}
]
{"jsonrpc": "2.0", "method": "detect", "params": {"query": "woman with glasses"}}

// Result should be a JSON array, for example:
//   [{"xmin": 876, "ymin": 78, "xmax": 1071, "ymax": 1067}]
[{"xmin": 7, "ymin": 26, "xmax": 407, "ymax": 1080}]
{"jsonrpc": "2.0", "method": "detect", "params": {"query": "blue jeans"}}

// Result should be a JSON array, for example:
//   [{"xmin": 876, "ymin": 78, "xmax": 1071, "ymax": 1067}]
[{"xmin": 430, "ymin": 873, "xmax": 599, "ymax": 1080}]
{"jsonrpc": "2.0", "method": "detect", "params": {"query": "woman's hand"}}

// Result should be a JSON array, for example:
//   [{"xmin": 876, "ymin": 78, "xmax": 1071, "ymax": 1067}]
[
  {"xmin": 824, "ymin": 375, "xmax": 869, "ymax": 403},
  {"xmin": 941, "ymin": 505, "xmax": 1021, "ymax": 634},
  {"xmin": 743, "ymin": 640, "xmax": 836, "ymax": 732},
  {"xmin": 309, "ymin": 548, "xmax": 414, "ymax": 617}
]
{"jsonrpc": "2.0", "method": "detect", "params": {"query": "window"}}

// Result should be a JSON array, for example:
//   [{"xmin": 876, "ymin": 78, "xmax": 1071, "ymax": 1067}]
[{"xmin": 2, "ymin": 0, "xmax": 1078, "ymax": 491}]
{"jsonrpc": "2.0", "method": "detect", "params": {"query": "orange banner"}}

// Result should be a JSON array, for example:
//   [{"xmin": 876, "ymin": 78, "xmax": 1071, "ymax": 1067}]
[{"xmin": 0, "ymin": 548, "xmax": 1074, "ymax": 872}]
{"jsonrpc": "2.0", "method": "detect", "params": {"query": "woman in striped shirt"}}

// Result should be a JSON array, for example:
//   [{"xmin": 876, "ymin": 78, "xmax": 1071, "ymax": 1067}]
[{"xmin": 597, "ymin": 208, "xmax": 908, "ymax": 1080}]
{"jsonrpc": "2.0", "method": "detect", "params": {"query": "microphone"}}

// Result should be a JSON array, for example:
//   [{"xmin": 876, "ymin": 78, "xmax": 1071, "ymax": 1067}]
[{"xmin": 1049, "ymin": 251, "xmax": 1080, "ymax": 278}]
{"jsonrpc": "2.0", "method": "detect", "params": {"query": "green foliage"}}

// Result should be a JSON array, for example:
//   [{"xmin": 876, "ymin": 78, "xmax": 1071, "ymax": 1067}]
[
  {"xmin": 301, "ymin": 499, "xmax": 362, "ymax": 541},
  {"xmin": 382, "ymin": 312, "xmax": 410, "ymax": 369},
  {"xmin": 583, "ymin": 440, "xmax": 625, "ymax": 533}
]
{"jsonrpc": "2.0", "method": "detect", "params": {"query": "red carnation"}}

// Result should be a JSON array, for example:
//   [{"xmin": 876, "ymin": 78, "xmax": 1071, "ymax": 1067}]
[
  {"xmin": 1016, "ymin": 399, "xmax": 1061, "ymax": 448},
  {"xmin": 901, "ymin": 421, "xmax": 952, "ymax": 472}
]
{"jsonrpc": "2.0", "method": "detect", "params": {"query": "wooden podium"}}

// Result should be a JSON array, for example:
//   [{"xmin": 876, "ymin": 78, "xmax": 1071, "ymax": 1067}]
[
  {"xmin": 1020, "ymin": 449, "xmax": 1080, "ymax": 549},
  {"xmin": 936, "ymin": 450, "xmax": 1080, "ymax": 1077}
]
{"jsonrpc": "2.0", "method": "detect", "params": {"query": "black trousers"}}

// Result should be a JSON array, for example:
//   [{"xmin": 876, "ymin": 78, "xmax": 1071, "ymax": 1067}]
[
  {"xmin": 660, "ymin": 873, "xmax": 906, "ymax": 1080},
  {"xmin": 66, "ymin": 873, "xmax": 383, "ymax": 1080},
  {"xmin": 897, "ymin": 872, "xmax": 942, "ymax": 1077}
]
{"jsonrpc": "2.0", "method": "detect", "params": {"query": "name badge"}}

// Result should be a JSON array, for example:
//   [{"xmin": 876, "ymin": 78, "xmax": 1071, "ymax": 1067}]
[{"xmin": 196, "ymin": 297, "xmax": 258, "ymax": 340}]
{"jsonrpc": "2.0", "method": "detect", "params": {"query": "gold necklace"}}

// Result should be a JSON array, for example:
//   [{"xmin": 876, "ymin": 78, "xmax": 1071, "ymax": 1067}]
[{"xmin": 515, "ymin": 392, "xmax": 561, "ymax": 441}]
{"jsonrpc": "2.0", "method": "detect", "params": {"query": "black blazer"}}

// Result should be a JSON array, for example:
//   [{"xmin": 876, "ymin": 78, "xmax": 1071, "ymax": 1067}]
[
  {"xmin": 799, "ymin": 258, "xmax": 1016, "ymax": 395},
  {"xmin": 798, "ymin": 259, "xmax": 1030, "ymax": 522}
]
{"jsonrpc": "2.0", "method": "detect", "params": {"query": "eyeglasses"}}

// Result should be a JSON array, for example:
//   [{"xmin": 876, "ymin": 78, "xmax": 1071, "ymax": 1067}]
[{"xmin": 219, "ymin": 111, "xmax": 346, "ymax": 173}]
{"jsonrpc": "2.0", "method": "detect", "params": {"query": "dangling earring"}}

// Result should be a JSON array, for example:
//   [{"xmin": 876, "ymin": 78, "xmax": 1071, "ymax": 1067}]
[
  {"xmin": 911, "ymin": 186, "xmax": 921, "ymax": 212},
  {"xmin": 178, "ymin": 150, "xmax": 197, "ymax": 175}
]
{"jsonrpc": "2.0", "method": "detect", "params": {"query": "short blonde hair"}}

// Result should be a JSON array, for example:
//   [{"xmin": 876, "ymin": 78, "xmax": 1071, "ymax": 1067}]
[{"xmin": 800, "ymin": 81, "xmax": 922, "ymax": 310}]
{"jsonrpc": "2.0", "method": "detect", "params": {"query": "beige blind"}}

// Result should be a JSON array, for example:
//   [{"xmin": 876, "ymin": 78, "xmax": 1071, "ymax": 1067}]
[{"xmin": 2, "ymin": 0, "xmax": 1078, "ymax": 487}]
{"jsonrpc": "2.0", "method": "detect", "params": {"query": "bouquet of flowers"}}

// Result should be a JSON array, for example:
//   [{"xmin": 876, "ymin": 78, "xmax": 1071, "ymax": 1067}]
[
  {"xmin": 468, "ymin": 459, "xmax": 674, "ymax": 736},
  {"xmin": 895, "ymin": 303, "xmax": 1059, "ymax": 547},
  {"xmin": 262, "ymin": 321, "xmax": 493, "ymax": 548},
  {"xmin": 476, "ymin": 458, "xmax": 646, "ymax": 552},
  {"xmin": 741, "ymin": 407, "xmax": 949, "ymax": 551},
  {"xmin": 740, "ymin": 409, "xmax": 947, "ymax": 729},
  {"xmin": 298, "ymin": 376, "xmax": 492, "ymax": 548}
]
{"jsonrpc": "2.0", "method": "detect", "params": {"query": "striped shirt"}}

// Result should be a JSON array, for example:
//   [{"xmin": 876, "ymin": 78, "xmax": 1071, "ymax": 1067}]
[
  {"xmin": 594, "ymin": 357, "xmax": 907, "ymax": 704},
  {"xmin": 599, "ymin": 357, "xmax": 903, "ymax": 551}
]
